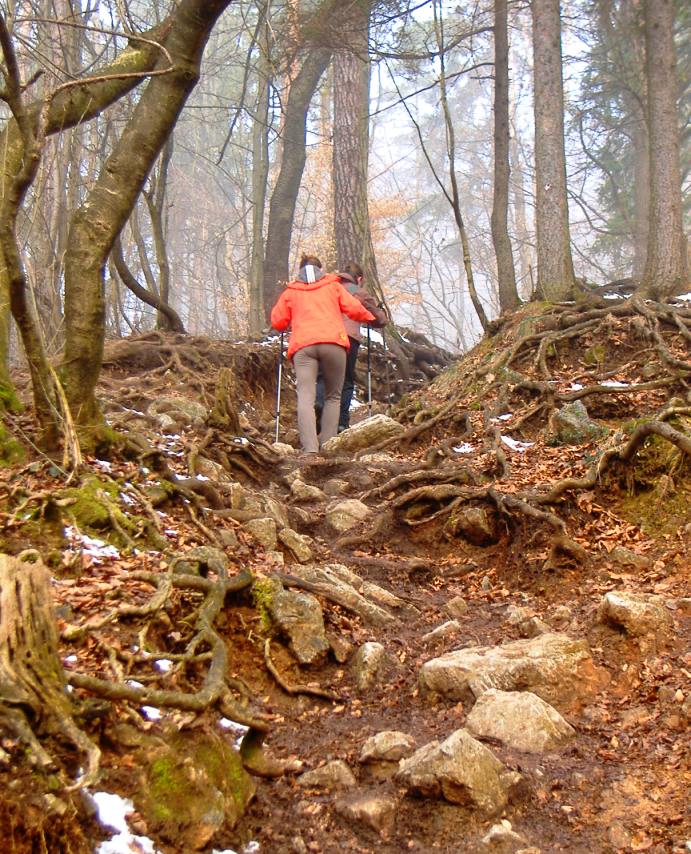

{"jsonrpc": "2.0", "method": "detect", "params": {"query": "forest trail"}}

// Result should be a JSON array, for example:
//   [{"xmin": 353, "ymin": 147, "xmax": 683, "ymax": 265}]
[{"xmin": 0, "ymin": 298, "xmax": 689, "ymax": 854}]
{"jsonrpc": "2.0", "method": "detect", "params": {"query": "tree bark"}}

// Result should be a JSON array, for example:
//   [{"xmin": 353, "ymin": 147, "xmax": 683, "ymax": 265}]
[
  {"xmin": 0, "ymin": 552, "xmax": 99, "ymax": 786},
  {"xmin": 262, "ymin": 47, "xmax": 332, "ymax": 314},
  {"xmin": 60, "ymin": 0, "xmax": 234, "ymax": 445},
  {"xmin": 491, "ymin": 0, "xmax": 519, "ymax": 313},
  {"xmin": 433, "ymin": 1, "xmax": 488, "ymax": 331},
  {"xmin": 332, "ymin": 0, "xmax": 372, "ymax": 271},
  {"xmin": 639, "ymin": 0, "xmax": 687, "ymax": 297},
  {"xmin": 249, "ymin": 9, "xmax": 271, "ymax": 335},
  {"xmin": 138, "ymin": 137, "xmax": 175, "ymax": 330},
  {"xmin": 532, "ymin": 0, "xmax": 576, "ymax": 301}
]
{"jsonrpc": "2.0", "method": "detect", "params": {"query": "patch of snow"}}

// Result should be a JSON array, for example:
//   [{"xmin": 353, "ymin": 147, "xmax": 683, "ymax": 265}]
[
  {"xmin": 453, "ymin": 443, "xmax": 475, "ymax": 454},
  {"xmin": 233, "ymin": 437, "xmax": 249, "ymax": 445},
  {"xmin": 195, "ymin": 474, "xmax": 210, "ymax": 481},
  {"xmin": 63, "ymin": 654, "xmax": 78, "ymax": 665},
  {"xmin": 93, "ymin": 459, "xmax": 113, "ymax": 471},
  {"xmin": 141, "ymin": 706, "xmax": 162, "ymax": 721},
  {"xmin": 673, "ymin": 292, "xmax": 691, "ymax": 301},
  {"xmin": 603, "ymin": 293, "xmax": 621, "ymax": 300},
  {"xmin": 63, "ymin": 526, "xmax": 120, "ymax": 562},
  {"xmin": 501, "ymin": 436, "xmax": 535, "ymax": 453},
  {"xmin": 119, "ymin": 492, "xmax": 135, "ymax": 505},
  {"xmin": 219, "ymin": 718, "xmax": 249, "ymax": 749},
  {"xmin": 491, "ymin": 413, "xmax": 513, "ymax": 422},
  {"xmin": 126, "ymin": 680, "xmax": 144, "ymax": 690},
  {"xmin": 90, "ymin": 791, "xmax": 160, "ymax": 854},
  {"xmin": 154, "ymin": 659, "xmax": 173, "ymax": 672},
  {"xmin": 568, "ymin": 383, "xmax": 584, "ymax": 391},
  {"xmin": 367, "ymin": 329, "xmax": 384, "ymax": 345},
  {"xmin": 164, "ymin": 529, "xmax": 179, "ymax": 536},
  {"xmin": 601, "ymin": 380, "xmax": 629, "ymax": 388}
]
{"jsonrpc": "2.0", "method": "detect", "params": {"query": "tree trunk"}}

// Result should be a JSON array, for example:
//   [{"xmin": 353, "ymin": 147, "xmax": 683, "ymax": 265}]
[
  {"xmin": 60, "ymin": 0, "xmax": 234, "ymax": 447},
  {"xmin": 532, "ymin": 0, "xmax": 576, "ymax": 301},
  {"xmin": 262, "ymin": 47, "xmax": 332, "ymax": 314},
  {"xmin": 0, "ymin": 553, "xmax": 99, "ymax": 786},
  {"xmin": 249, "ymin": 11, "xmax": 271, "ymax": 335},
  {"xmin": 332, "ymin": 0, "xmax": 372, "ymax": 271},
  {"xmin": 111, "ymin": 237, "xmax": 186, "ymax": 333},
  {"xmin": 146, "ymin": 136, "xmax": 174, "ymax": 328},
  {"xmin": 433, "ymin": 1, "xmax": 488, "ymax": 332},
  {"xmin": 639, "ymin": 0, "xmax": 687, "ymax": 297},
  {"xmin": 491, "ymin": 0, "xmax": 519, "ymax": 313}
]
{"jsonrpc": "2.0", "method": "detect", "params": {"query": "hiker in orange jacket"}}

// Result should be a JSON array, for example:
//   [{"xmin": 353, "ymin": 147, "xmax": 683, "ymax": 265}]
[{"xmin": 270, "ymin": 254, "xmax": 376, "ymax": 454}]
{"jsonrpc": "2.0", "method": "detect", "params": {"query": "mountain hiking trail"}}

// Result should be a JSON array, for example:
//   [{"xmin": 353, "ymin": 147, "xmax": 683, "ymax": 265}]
[{"xmin": 0, "ymin": 298, "xmax": 689, "ymax": 854}]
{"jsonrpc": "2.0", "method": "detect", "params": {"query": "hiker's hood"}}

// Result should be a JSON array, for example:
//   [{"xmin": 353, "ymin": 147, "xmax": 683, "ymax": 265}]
[
  {"xmin": 287, "ymin": 269, "xmax": 340, "ymax": 291},
  {"xmin": 297, "ymin": 264, "xmax": 324, "ymax": 284}
]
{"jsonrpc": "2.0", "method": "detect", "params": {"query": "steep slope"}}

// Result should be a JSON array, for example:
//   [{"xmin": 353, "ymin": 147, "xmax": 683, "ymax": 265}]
[{"xmin": 0, "ymin": 297, "xmax": 688, "ymax": 853}]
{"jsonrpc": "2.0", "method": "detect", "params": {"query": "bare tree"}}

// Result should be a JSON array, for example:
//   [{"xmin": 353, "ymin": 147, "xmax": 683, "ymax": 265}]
[
  {"xmin": 262, "ymin": 45, "xmax": 332, "ymax": 313},
  {"xmin": 639, "ymin": 0, "xmax": 687, "ymax": 297},
  {"xmin": 532, "ymin": 0, "xmax": 576, "ymax": 301},
  {"xmin": 59, "ymin": 0, "xmax": 236, "ymax": 446},
  {"xmin": 332, "ymin": 0, "xmax": 375, "ymax": 276},
  {"xmin": 491, "ymin": 0, "xmax": 519, "ymax": 313}
]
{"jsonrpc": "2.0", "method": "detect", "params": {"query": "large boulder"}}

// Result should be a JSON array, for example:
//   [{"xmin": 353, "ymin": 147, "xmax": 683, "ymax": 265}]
[
  {"xmin": 268, "ymin": 586, "xmax": 329, "ymax": 665},
  {"xmin": 352, "ymin": 641, "xmax": 388, "ymax": 692},
  {"xmin": 243, "ymin": 517, "xmax": 277, "ymax": 551},
  {"xmin": 294, "ymin": 564, "xmax": 397, "ymax": 626},
  {"xmin": 136, "ymin": 731, "xmax": 255, "ymax": 851},
  {"xmin": 419, "ymin": 633, "xmax": 606, "ymax": 713},
  {"xmin": 277, "ymin": 528, "xmax": 313, "ymax": 562},
  {"xmin": 597, "ymin": 591, "xmax": 673, "ymax": 637},
  {"xmin": 395, "ymin": 729, "xmax": 520, "ymax": 814},
  {"xmin": 297, "ymin": 760, "xmax": 356, "ymax": 790},
  {"xmin": 444, "ymin": 506, "xmax": 499, "ymax": 545},
  {"xmin": 546, "ymin": 400, "xmax": 607, "ymax": 446},
  {"xmin": 321, "ymin": 414, "xmax": 405, "ymax": 454},
  {"xmin": 149, "ymin": 396, "xmax": 207, "ymax": 429},
  {"xmin": 325, "ymin": 499, "xmax": 372, "ymax": 533},
  {"xmin": 359, "ymin": 731, "xmax": 416, "ymax": 763},
  {"xmin": 465, "ymin": 690, "xmax": 575, "ymax": 753}
]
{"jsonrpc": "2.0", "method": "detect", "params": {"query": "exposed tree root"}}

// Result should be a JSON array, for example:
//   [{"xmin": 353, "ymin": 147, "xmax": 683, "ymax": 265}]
[{"xmin": 263, "ymin": 639, "xmax": 339, "ymax": 701}]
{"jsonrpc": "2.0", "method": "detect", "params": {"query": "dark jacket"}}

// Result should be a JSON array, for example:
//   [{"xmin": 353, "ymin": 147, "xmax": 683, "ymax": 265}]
[{"xmin": 339, "ymin": 273, "xmax": 388, "ymax": 342}]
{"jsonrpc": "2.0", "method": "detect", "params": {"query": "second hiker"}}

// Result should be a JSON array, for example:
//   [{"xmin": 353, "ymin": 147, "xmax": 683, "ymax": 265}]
[{"xmin": 316, "ymin": 262, "xmax": 388, "ymax": 432}]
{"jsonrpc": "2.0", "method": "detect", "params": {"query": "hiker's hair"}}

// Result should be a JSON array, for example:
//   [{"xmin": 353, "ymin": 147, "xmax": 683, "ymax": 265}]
[
  {"xmin": 299, "ymin": 254, "xmax": 322, "ymax": 269},
  {"xmin": 343, "ymin": 261, "xmax": 363, "ymax": 280}
]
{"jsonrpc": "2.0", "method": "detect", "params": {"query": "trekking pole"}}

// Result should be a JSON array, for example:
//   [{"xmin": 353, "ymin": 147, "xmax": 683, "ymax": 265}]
[
  {"xmin": 366, "ymin": 327, "xmax": 372, "ymax": 416},
  {"xmin": 382, "ymin": 327, "xmax": 392, "ymax": 404},
  {"xmin": 274, "ymin": 332, "xmax": 284, "ymax": 442}
]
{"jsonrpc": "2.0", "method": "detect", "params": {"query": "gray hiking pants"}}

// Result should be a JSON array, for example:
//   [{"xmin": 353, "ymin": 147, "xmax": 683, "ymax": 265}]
[{"xmin": 293, "ymin": 343, "xmax": 347, "ymax": 452}]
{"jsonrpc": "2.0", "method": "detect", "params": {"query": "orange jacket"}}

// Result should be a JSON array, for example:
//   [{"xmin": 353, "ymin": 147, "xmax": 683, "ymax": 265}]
[{"xmin": 270, "ymin": 273, "xmax": 376, "ymax": 359}]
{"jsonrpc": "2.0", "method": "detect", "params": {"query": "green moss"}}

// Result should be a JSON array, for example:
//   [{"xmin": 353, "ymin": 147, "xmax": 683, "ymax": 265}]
[
  {"xmin": 0, "ymin": 381, "xmax": 23, "ymax": 413},
  {"xmin": 251, "ymin": 577, "xmax": 280, "ymax": 631},
  {"xmin": 0, "ymin": 421, "xmax": 24, "ymax": 465},
  {"xmin": 140, "ymin": 733, "xmax": 255, "ymax": 840},
  {"xmin": 617, "ymin": 487, "xmax": 690, "ymax": 538},
  {"xmin": 148, "ymin": 755, "xmax": 184, "ymax": 822},
  {"xmin": 194, "ymin": 740, "xmax": 251, "ymax": 810},
  {"xmin": 584, "ymin": 344, "xmax": 606, "ymax": 366},
  {"xmin": 61, "ymin": 476, "xmax": 120, "ymax": 529}
]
